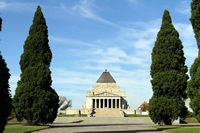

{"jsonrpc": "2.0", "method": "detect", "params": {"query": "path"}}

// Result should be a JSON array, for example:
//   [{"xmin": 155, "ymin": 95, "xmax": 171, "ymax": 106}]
[{"xmin": 36, "ymin": 123, "xmax": 162, "ymax": 133}]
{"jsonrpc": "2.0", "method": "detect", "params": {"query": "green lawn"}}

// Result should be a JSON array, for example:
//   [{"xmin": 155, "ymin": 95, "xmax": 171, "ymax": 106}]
[
  {"xmin": 124, "ymin": 114, "xmax": 149, "ymax": 117},
  {"xmin": 57, "ymin": 114, "xmax": 87, "ymax": 117},
  {"xmin": 4, "ymin": 125, "xmax": 49, "ymax": 133},
  {"xmin": 152, "ymin": 125, "xmax": 200, "ymax": 133},
  {"xmin": 7, "ymin": 117, "xmax": 27, "ymax": 123},
  {"xmin": 181, "ymin": 117, "xmax": 198, "ymax": 123},
  {"xmin": 57, "ymin": 114, "xmax": 75, "ymax": 117}
]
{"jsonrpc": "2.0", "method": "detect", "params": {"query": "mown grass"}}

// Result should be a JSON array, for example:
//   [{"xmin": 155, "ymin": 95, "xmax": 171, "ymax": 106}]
[
  {"xmin": 4, "ymin": 125, "xmax": 49, "ymax": 133},
  {"xmin": 152, "ymin": 125, "xmax": 200, "ymax": 133},
  {"xmin": 181, "ymin": 117, "xmax": 198, "ymax": 123},
  {"xmin": 124, "ymin": 114, "xmax": 149, "ymax": 117},
  {"xmin": 57, "ymin": 114, "xmax": 87, "ymax": 117},
  {"xmin": 7, "ymin": 117, "xmax": 27, "ymax": 123},
  {"xmin": 57, "ymin": 114, "xmax": 75, "ymax": 117}
]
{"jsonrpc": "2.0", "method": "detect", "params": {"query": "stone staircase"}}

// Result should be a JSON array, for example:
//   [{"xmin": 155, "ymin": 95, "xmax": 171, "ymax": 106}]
[{"xmin": 93, "ymin": 108, "xmax": 123, "ymax": 117}]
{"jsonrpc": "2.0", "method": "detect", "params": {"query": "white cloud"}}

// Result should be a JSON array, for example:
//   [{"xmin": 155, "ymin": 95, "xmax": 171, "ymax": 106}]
[
  {"xmin": 69, "ymin": 47, "xmax": 148, "ymax": 67},
  {"xmin": 9, "ymin": 74, "xmax": 20, "ymax": 97},
  {"xmin": 56, "ymin": 90, "xmax": 86, "ymax": 109},
  {"xmin": 49, "ymin": 36, "xmax": 98, "ymax": 47},
  {"xmin": 174, "ymin": 22, "xmax": 197, "ymax": 69},
  {"xmin": 52, "ymin": 68, "xmax": 97, "ymax": 86},
  {"xmin": 174, "ymin": 23, "xmax": 195, "ymax": 46},
  {"xmin": 71, "ymin": 0, "xmax": 120, "ymax": 28},
  {"xmin": 176, "ymin": 0, "xmax": 190, "ymax": 15},
  {"xmin": 126, "ymin": 0, "xmax": 139, "ymax": 4},
  {"xmin": 0, "ymin": 1, "xmax": 36, "ymax": 12}
]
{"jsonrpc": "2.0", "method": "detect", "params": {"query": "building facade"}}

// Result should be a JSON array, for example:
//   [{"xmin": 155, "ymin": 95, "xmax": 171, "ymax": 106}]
[{"xmin": 82, "ymin": 69, "xmax": 128, "ymax": 110}]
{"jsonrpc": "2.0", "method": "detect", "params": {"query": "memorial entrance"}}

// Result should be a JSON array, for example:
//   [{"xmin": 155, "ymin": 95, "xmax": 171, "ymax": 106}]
[{"xmin": 82, "ymin": 69, "xmax": 128, "ymax": 111}]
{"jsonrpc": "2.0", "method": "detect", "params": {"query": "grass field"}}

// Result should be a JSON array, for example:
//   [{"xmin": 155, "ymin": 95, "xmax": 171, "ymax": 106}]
[
  {"xmin": 181, "ymin": 117, "xmax": 198, "ymax": 123},
  {"xmin": 7, "ymin": 117, "xmax": 27, "ymax": 123},
  {"xmin": 57, "ymin": 114, "xmax": 87, "ymax": 117},
  {"xmin": 124, "ymin": 114, "xmax": 149, "ymax": 117},
  {"xmin": 4, "ymin": 125, "xmax": 49, "ymax": 133},
  {"xmin": 152, "ymin": 125, "xmax": 200, "ymax": 133}
]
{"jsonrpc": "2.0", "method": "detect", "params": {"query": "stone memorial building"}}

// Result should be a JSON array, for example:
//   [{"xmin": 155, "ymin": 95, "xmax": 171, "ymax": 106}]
[
  {"xmin": 82, "ymin": 69, "xmax": 128, "ymax": 110},
  {"xmin": 60, "ymin": 69, "xmax": 140, "ymax": 117}
]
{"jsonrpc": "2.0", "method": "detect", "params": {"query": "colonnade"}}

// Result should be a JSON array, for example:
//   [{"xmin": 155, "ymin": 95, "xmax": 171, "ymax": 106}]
[{"xmin": 92, "ymin": 98, "xmax": 121, "ymax": 109}]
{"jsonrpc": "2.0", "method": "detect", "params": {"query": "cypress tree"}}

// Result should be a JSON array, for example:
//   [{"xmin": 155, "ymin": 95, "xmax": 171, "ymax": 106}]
[
  {"xmin": 187, "ymin": 0, "xmax": 200, "ymax": 122},
  {"xmin": 148, "ymin": 10, "xmax": 188, "ymax": 125},
  {"xmin": 13, "ymin": 6, "xmax": 59, "ymax": 125},
  {"xmin": 0, "ymin": 17, "xmax": 12, "ymax": 132}
]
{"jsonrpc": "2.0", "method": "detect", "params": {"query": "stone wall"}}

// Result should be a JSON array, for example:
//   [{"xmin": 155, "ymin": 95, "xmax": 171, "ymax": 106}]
[
  {"xmin": 91, "ymin": 83, "xmax": 126, "ymax": 98},
  {"xmin": 59, "ymin": 109, "xmax": 142, "ymax": 116},
  {"xmin": 58, "ymin": 109, "xmax": 90, "ymax": 115},
  {"xmin": 82, "ymin": 97, "xmax": 93, "ymax": 110},
  {"xmin": 122, "ymin": 109, "xmax": 142, "ymax": 115},
  {"xmin": 93, "ymin": 83, "xmax": 119, "ymax": 93}
]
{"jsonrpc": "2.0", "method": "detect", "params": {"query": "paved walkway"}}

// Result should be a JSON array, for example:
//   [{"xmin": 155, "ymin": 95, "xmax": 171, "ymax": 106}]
[{"xmin": 36, "ymin": 123, "xmax": 162, "ymax": 133}]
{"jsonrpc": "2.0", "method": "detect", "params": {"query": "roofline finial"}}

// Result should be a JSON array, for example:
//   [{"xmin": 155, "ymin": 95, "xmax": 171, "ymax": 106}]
[{"xmin": 105, "ymin": 69, "xmax": 107, "ymax": 72}]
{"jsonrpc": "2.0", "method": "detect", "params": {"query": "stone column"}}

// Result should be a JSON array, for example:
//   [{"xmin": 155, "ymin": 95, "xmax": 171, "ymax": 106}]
[
  {"xmin": 99, "ymin": 99, "xmax": 101, "ymax": 108},
  {"xmin": 115, "ymin": 99, "xmax": 116, "ymax": 108},
  {"xmin": 107, "ymin": 99, "xmax": 109, "ymax": 108},
  {"xmin": 116, "ymin": 99, "xmax": 118, "ymax": 108},
  {"xmin": 103, "ymin": 99, "xmax": 104, "ymax": 108},
  {"xmin": 92, "ymin": 99, "xmax": 93, "ymax": 108},
  {"xmin": 111, "ymin": 99, "xmax": 113, "ymax": 108},
  {"xmin": 119, "ymin": 98, "xmax": 121, "ymax": 109},
  {"xmin": 95, "ymin": 99, "xmax": 97, "ymax": 108}
]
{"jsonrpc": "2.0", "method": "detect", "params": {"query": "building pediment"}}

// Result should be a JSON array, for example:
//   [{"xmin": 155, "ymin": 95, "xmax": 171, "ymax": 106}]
[{"xmin": 93, "ymin": 92, "xmax": 120, "ymax": 97}]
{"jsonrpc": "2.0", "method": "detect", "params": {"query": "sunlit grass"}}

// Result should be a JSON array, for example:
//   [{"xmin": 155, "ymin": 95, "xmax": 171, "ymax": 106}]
[
  {"xmin": 4, "ymin": 125, "xmax": 49, "ymax": 133},
  {"xmin": 152, "ymin": 125, "xmax": 200, "ymax": 133},
  {"xmin": 182, "ymin": 117, "xmax": 198, "ymax": 123},
  {"xmin": 7, "ymin": 117, "xmax": 27, "ymax": 123},
  {"xmin": 57, "ymin": 114, "xmax": 87, "ymax": 117}
]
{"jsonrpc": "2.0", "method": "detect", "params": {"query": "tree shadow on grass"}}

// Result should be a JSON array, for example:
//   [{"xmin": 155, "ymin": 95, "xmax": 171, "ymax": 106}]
[
  {"xmin": 180, "ymin": 119, "xmax": 187, "ymax": 124},
  {"xmin": 153, "ymin": 126, "xmax": 181, "ymax": 132}
]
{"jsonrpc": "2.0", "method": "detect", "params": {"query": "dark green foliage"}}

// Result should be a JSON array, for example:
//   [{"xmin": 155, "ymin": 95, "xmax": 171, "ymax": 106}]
[
  {"xmin": 190, "ymin": 0, "xmax": 200, "ymax": 52},
  {"xmin": 187, "ymin": 111, "xmax": 193, "ymax": 118},
  {"xmin": 0, "ymin": 17, "xmax": 12, "ymax": 133},
  {"xmin": 149, "ymin": 10, "xmax": 189, "ymax": 125},
  {"xmin": 13, "ymin": 6, "xmax": 59, "ymax": 125},
  {"xmin": 187, "ymin": 0, "xmax": 200, "ymax": 122}
]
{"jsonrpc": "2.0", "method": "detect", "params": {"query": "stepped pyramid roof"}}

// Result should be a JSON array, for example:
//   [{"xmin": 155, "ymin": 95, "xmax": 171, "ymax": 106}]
[{"xmin": 96, "ymin": 69, "xmax": 116, "ymax": 83}]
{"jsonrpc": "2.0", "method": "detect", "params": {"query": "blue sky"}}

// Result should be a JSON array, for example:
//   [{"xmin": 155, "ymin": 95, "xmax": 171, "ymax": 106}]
[{"xmin": 0, "ymin": 0, "xmax": 196, "ymax": 109}]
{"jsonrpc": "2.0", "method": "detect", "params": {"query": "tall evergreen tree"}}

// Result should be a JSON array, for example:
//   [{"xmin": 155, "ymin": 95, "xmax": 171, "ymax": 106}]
[
  {"xmin": 187, "ymin": 0, "xmax": 200, "ymax": 122},
  {"xmin": 0, "ymin": 17, "xmax": 12, "ymax": 132},
  {"xmin": 148, "ymin": 10, "xmax": 188, "ymax": 125},
  {"xmin": 13, "ymin": 6, "xmax": 59, "ymax": 125}
]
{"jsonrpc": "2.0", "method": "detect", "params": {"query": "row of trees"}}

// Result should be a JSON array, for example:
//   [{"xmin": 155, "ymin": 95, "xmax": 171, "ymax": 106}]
[
  {"xmin": 149, "ymin": 0, "xmax": 200, "ymax": 125},
  {"xmin": 0, "ymin": 5, "xmax": 72, "ymax": 132}
]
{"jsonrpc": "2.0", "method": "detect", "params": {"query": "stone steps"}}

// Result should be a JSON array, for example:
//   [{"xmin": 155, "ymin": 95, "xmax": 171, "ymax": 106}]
[
  {"xmin": 54, "ymin": 117, "xmax": 157, "ymax": 124},
  {"xmin": 93, "ymin": 108, "xmax": 123, "ymax": 117}
]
